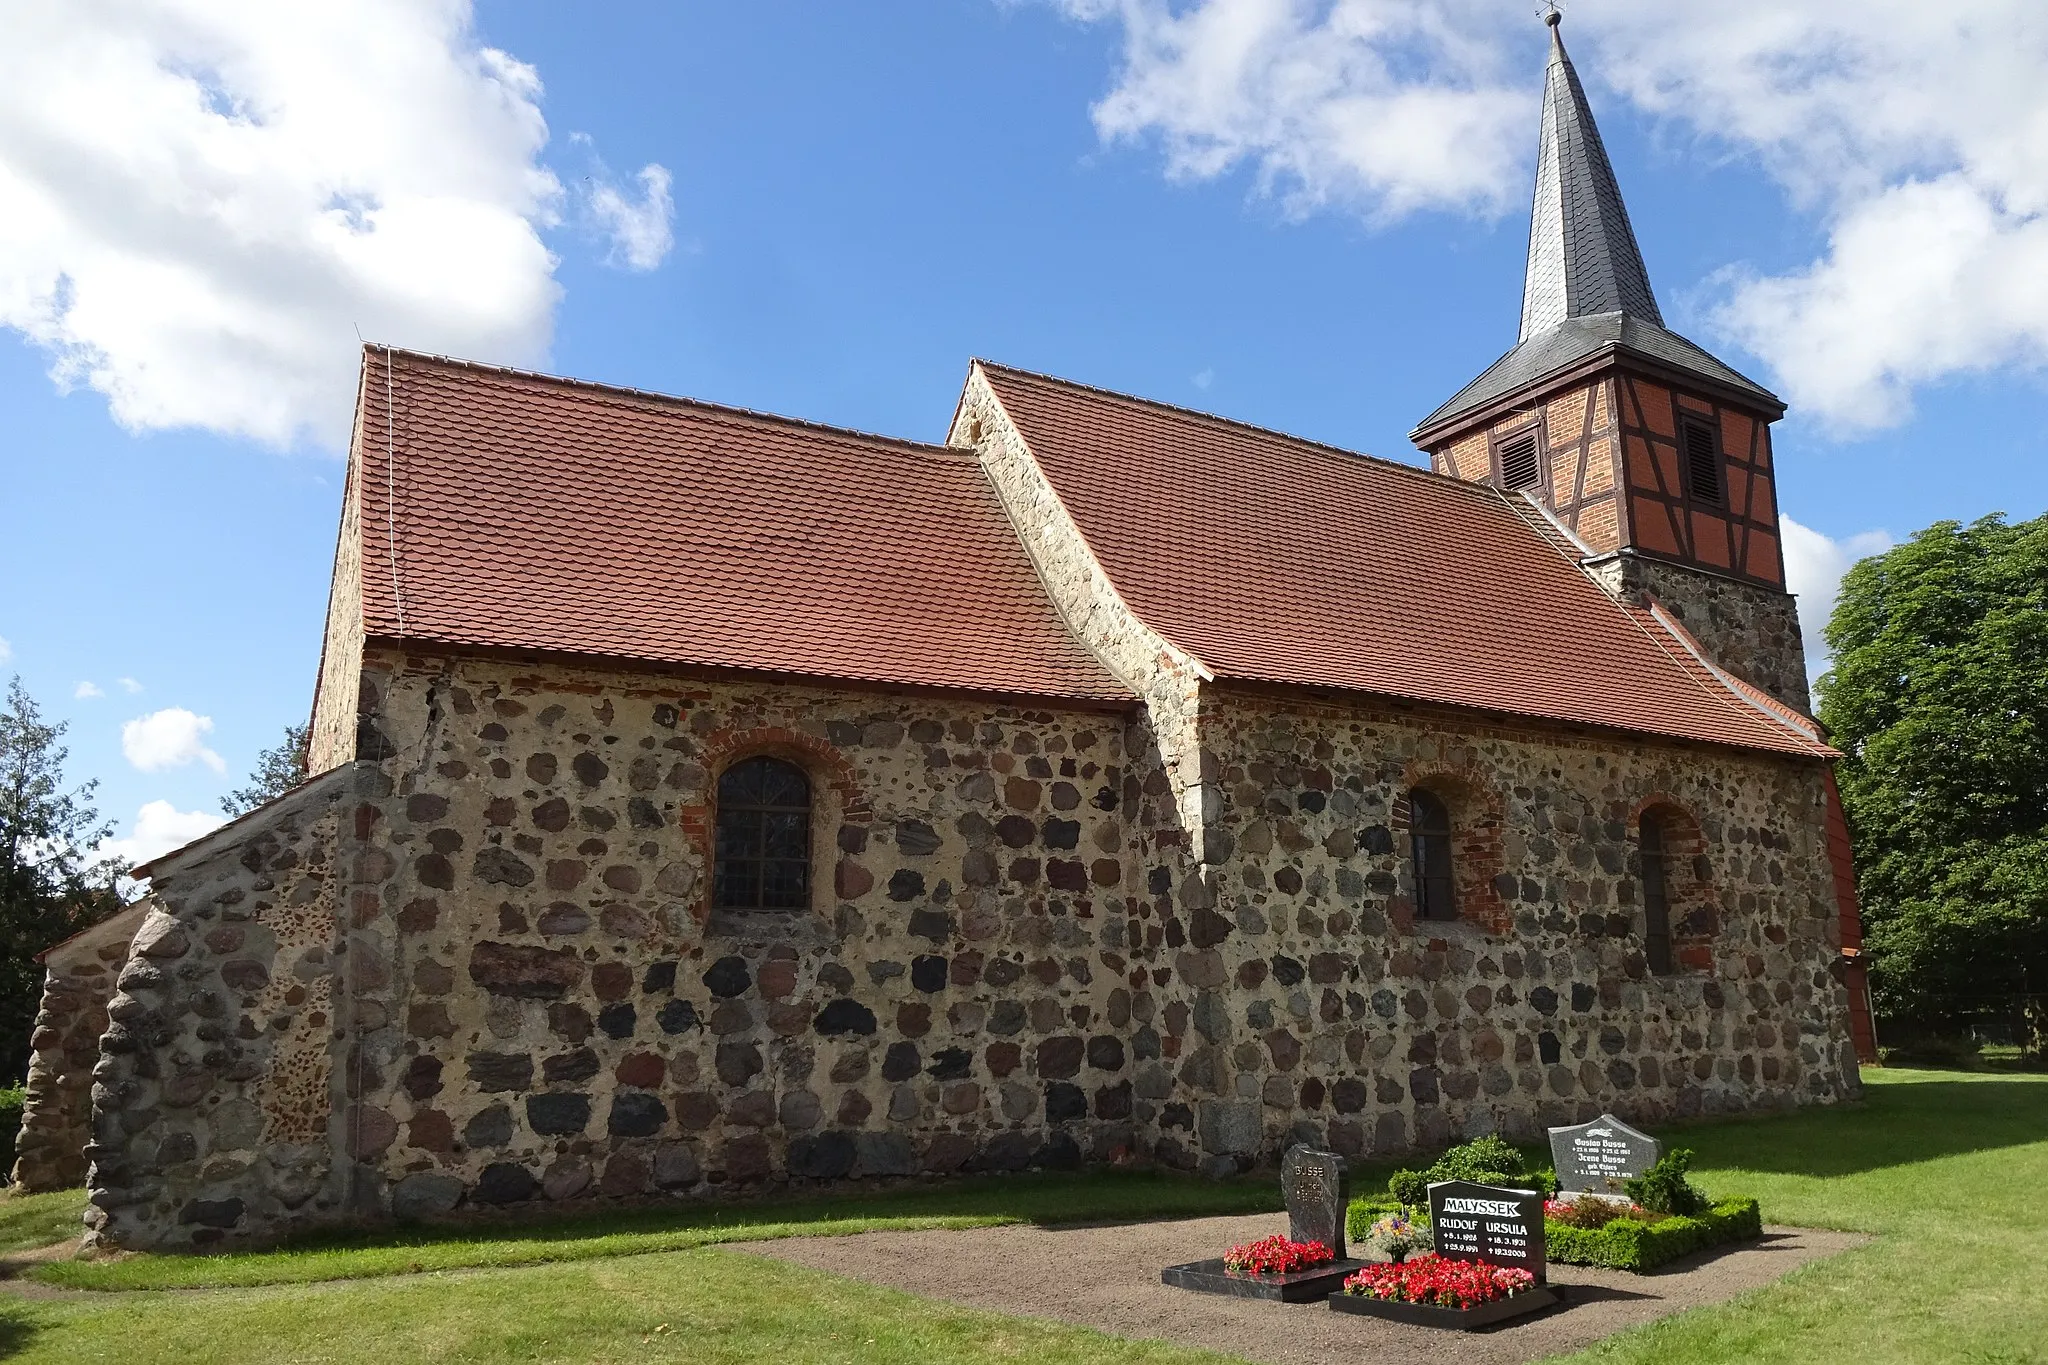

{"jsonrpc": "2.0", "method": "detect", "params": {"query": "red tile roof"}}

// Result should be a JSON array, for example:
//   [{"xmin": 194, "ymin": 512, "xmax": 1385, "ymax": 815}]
[
  {"xmin": 977, "ymin": 362, "xmax": 1832, "ymax": 758},
  {"xmin": 348, "ymin": 349, "xmax": 1128, "ymax": 702}
]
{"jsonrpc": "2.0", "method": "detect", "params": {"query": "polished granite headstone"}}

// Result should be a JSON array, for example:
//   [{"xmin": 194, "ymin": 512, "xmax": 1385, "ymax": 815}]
[
  {"xmin": 1548, "ymin": 1113, "xmax": 1661, "ymax": 1196},
  {"xmin": 1281, "ymin": 1144, "xmax": 1349, "ymax": 1260},
  {"xmin": 1162, "ymin": 1145, "xmax": 1362, "ymax": 1301},
  {"xmin": 1427, "ymin": 1179, "xmax": 1547, "ymax": 1282}
]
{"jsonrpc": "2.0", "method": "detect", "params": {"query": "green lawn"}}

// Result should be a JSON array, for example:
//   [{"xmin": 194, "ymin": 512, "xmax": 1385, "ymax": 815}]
[
  {"xmin": 1, "ymin": 1068, "xmax": 2042, "ymax": 1365},
  {"xmin": 0, "ymin": 1189, "xmax": 84, "ymax": 1255}
]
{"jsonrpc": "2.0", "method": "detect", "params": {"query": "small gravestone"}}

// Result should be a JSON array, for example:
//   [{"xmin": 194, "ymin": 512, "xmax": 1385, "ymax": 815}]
[
  {"xmin": 1427, "ymin": 1180, "xmax": 1547, "ymax": 1283},
  {"xmin": 1161, "ymin": 1145, "xmax": 1362, "ymax": 1302},
  {"xmin": 1548, "ymin": 1113, "xmax": 1661, "ymax": 1196},
  {"xmin": 1282, "ymin": 1144, "xmax": 1349, "ymax": 1259}
]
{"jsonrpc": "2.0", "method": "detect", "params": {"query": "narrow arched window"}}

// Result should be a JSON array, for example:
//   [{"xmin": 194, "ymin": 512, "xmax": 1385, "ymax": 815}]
[
  {"xmin": 1409, "ymin": 789, "xmax": 1456, "ymax": 921},
  {"xmin": 1640, "ymin": 816, "xmax": 1674, "ymax": 974},
  {"xmin": 713, "ymin": 756, "xmax": 811, "ymax": 911}
]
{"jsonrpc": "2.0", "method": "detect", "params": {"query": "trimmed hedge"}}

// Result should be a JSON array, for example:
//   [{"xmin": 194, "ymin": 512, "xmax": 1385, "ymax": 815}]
[
  {"xmin": 1544, "ymin": 1196, "xmax": 1762, "ymax": 1272},
  {"xmin": 1347, "ymin": 1194, "xmax": 1422, "ymax": 1243}
]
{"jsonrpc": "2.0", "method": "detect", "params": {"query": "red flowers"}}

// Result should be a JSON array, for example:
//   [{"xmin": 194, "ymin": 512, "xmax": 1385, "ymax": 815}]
[
  {"xmin": 1342, "ymin": 1254, "xmax": 1536, "ymax": 1308},
  {"xmin": 1222, "ymin": 1235, "xmax": 1335, "ymax": 1276}
]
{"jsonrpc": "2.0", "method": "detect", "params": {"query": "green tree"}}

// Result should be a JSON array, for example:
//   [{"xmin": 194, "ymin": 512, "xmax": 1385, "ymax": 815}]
[
  {"xmin": 221, "ymin": 721, "xmax": 310, "ymax": 817},
  {"xmin": 0, "ymin": 677, "xmax": 121, "ymax": 1083},
  {"xmin": 1818, "ymin": 512, "xmax": 2048, "ymax": 1049}
]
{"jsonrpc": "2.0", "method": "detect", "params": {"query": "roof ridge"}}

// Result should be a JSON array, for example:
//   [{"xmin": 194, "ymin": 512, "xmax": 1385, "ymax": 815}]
[
  {"xmin": 371, "ymin": 344, "xmax": 974, "ymax": 464},
  {"xmin": 973, "ymin": 358, "xmax": 1505, "ymax": 502}
]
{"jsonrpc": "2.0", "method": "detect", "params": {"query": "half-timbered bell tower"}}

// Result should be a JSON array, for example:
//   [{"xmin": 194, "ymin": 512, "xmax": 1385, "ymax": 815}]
[{"xmin": 1412, "ymin": 13, "xmax": 1812, "ymax": 713}]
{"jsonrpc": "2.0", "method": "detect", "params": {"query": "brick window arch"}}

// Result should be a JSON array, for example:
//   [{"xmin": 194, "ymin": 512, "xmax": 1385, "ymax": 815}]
[
  {"xmin": 1632, "ymin": 798, "xmax": 1714, "ymax": 972},
  {"xmin": 1393, "ymin": 764, "xmax": 1509, "ymax": 933},
  {"xmin": 713, "ymin": 755, "xmax": 813, "ymax": 911}
]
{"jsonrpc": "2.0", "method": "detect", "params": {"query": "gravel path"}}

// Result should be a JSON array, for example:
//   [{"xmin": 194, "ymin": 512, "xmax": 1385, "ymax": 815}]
[{"xmin": 744, "ymin": 1213, "xmax": 1866, "ymax": 1365}]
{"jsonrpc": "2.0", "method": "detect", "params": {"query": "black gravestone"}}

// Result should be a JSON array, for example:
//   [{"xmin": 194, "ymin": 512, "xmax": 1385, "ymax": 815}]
[
  {"xmin": 1281, "ymin": 1144, "xmax": 1349, "ymax": 1259},
  {"xmin": 1427, "ymin": 1180, "xmax": 1546, "ymax": 1283},
  {"xmin": 1547, "ymin": 1113, "xmax": 1661, "ymax": 1196}
]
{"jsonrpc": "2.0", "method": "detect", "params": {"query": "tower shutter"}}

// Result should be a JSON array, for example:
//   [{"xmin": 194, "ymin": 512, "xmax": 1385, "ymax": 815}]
[
  {"xmin": 1681, "ymin": 419, "xmax": 1722, "ymax": 504},
  {"xmin": 1498, "ymin": 432, "xmax": 1541, "ymax": 490}
]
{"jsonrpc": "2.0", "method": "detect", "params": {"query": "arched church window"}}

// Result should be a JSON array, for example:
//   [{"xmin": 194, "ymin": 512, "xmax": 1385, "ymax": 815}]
[
  {"xmin": 713, "ymin": 756, "xmax": 812, "ymax": 911},
  {"xmin": 1409, "ymin": 788, "xmax": 1457, "ymax": 921},
  {"xmin": 1640, "ymin": 814, "xmax": 1674, "ymax": 974}
]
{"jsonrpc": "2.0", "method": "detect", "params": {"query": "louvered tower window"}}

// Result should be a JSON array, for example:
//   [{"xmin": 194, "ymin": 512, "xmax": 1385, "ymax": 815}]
[
  {"xmin": 1680, "ymin": 418, "xmax": 1723, "ymax": 504},
  {"xmin": 1497, "ymin": 431, "xmax": 1541, "ymax": 490}
]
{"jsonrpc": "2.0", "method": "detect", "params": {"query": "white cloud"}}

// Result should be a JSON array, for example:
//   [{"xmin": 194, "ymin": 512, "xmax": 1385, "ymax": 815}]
[
  {"xmin": 0, "ymin": 0, "xmax": 565, "ymax": 449},
  {"xmin": 118, "ymin": 677, "xmax": 143, "ymax": 694},
  {"xmin": 586, "ymin": 163, "xmax": 676, "ymax": 272},
  {"xmin": 1057, "ymin": 0, "xmax": 1526, "ymax": 222},
  {"xmin": 0, "ymin": 634, "xmax": 11, "ymax": 665},
  {"xmin": 121, "ymin": 707, "xmax": 227, "ymax": 774},
  {"xmin": 96, "ymin": 799, "xmax": 227, "ymax": 873},
  {"xmin": 1052, "ymin": 0, "xmax": 2048, "ymax": 431},
  {"xmin": 74, "ymin": 680, "xmax": 104, "ymax": 699},
  {"xmin": 1192, "ymin": 366, "xmax": 1215, "ymax": 389},
  {"xmin": 1782, "ymin": 514, "xmax": 1893, "ymax": 679}
]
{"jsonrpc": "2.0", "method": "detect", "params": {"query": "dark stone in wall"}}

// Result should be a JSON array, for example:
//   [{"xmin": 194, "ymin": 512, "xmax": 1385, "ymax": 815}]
[
  {"xmin": 887, "ymin": 870, "xmax": 925, "ymax": 902},
  {"xmin": 642, "ymin": 961, "xmax": 677, "ymax": 995},
  {"xmin": 464, "ymin": 1105, "xmax": 514, "ymax": 1148},
  {"xmin": 1539, "ymin": 1031, "xmax": 1562, "ymax": 1064},
  {"xmin": 473, "ymin": 848, "xmax": 535, "ymax": 887},
  {"xmin": 814, "ymin": 999, "xmax": 877, "ymax": 1036},
  {"xmin": 703, "ymin": 957, "xmax": 751, "ymax": 998},
  {"xmin": 895, "ymin": 820, "xmax": 941, "ymax": 856},
  {"xmin": 609, "ymin": 1092, "xmax": 667, "ymax": 1137},
  {"xmin": 1530, "ymin": 986, "xmax": 1559, "ymax": 1015},
  {"xmin": 927, "ymin": 1047, "xmax": 972, "ymax": 1081},
  {"xmin": 1038, "ymin": 1036, "xmax": 1084, "ymax": 1079},
  {"xmin": 179, "ymin": 1198, "xmax": 244, "ymax": 1228},
  {"xmin": 598, "ymin": 1004, "xmax": 637, "ymax": 1039},
  {"xmin": 527, "ymin": 1093, "xmax": 591, "ymax": 1136},
  {"xmin": 1044, "ymin": 1082, "xmax": 1087, "ymax": 1123},
  {"xmin": 466, "ymin": 1052, "xmax": 533, "ymax": 1092},
  {"xmin": 475, "ymin": 1163, "xmax": 539, "ymax": 1204},
  {"xmin": 542, "ymin": 1049, "xmax": 599, "ymax": 1084},
  {"xmin": 469, "ymin": 942, "xmax": 583, "ymax": 999},
  {"xmin": 789, "ymin": 1131, "xmax": 857, "ymax": 1180},
  {"xmin": 908, "ymin": 910, "xmax": 953, "ymax": 942},
  {"xmin": 657, "ymin": 999, "xmax": 699, "ymax": 1034},
  {"xmin": 882, "ymin": 1043, "xmax": 920, "ymax": 1082},
  {"xmin": 910, "ymin": 956, "xmax": 948, "ymax": 993}
]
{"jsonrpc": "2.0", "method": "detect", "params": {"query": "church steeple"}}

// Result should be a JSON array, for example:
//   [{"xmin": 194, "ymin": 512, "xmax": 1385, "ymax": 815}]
[
  {"xmin": 1519, "ymin": 12, "xmax": 1662, "ymax": 339},
  {"xmin": 1410, "ymin": 13, "xmax": 1812, "ymax": 714}
]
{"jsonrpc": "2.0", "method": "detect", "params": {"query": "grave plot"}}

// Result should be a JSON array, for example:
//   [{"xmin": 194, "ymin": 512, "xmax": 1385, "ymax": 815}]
[{"xmin": 1160, "ymin": 1144, "xmax": 1363, "ymax": 1301}]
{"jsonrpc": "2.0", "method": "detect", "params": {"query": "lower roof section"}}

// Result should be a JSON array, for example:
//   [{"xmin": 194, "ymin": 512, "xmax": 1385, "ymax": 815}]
[{"xmin": 350, "ymin": 349, "xmax": 1128, "ymax": 704}]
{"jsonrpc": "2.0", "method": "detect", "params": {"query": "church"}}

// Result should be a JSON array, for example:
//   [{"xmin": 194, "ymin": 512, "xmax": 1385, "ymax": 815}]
[{"xmin": 16, "ymin": 17, "xmax": 1872, "ymax": 1250}]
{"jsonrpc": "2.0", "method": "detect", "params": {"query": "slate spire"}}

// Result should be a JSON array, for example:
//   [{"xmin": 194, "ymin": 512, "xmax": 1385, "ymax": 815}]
[{"xmin": 1519, "ymin": 11, "xmax": 1662, "ymax": 341}]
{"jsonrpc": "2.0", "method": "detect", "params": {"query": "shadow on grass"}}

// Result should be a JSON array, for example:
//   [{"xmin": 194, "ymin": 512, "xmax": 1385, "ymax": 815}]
[
  {"xmin": 211, "ymin": 1167, "xmax": 1280, "ymax": 1261},
  {"xmin": 1659, "ymin": 1075, "xmax": 2048, "ymax": 1178},
  {"xmin": 0, "ymin": 1303, "xmax": 39, "ymax": 1362}
]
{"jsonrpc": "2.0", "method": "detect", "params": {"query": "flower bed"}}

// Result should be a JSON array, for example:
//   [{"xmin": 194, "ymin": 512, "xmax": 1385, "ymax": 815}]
[
  {"xmin": 1222, "ymin": 1235, "xmax": 1334, "ymax": 1276},
  {"xmin": 1544, "ymin": 1196, "xmax": 1763, "ymax": 1272},
  {"xmin": 1329, "ymin": 1253, "xmax": 1556, "ymax": 1330},
  {"xmin": 1340, "ymin": 1254, "xmax": 1537, "ymax": 1309}
]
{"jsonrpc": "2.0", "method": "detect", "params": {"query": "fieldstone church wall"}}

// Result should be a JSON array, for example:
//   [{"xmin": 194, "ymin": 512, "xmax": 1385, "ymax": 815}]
[
  {"xmin": 10, "ymin": 902, "xmax": 146, "ymax": 1193},
  {"xmin": 1586, "ymin": 553, "xmax": 1811, "ymax": 713},
  {"xmin": 84, "ymin": 771, "xmax": 357, "ymax": 1249},
  {"xmin": 1147, "ymin": 689, "xmax": 1859, "ymax": 1175},
  {"xmin": 313, "ymin": 648, "xmax": 1155, "ymax": 1231}
]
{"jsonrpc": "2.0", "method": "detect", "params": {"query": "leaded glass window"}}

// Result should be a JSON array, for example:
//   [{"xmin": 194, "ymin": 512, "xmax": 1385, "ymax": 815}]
[
  {"xmin": 1410, "ymin": 789, "xmax": 1456, "ymax": 922},
  {"xmin": 713, "ymin": 756, "xmax": 811, "ymax": 911}
]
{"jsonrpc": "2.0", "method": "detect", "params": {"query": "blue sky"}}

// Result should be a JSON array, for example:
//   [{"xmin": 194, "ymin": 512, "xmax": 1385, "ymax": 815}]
[{"xmin": 3, "ymin": 1, "xmax": 2045, "ymax": 869}]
